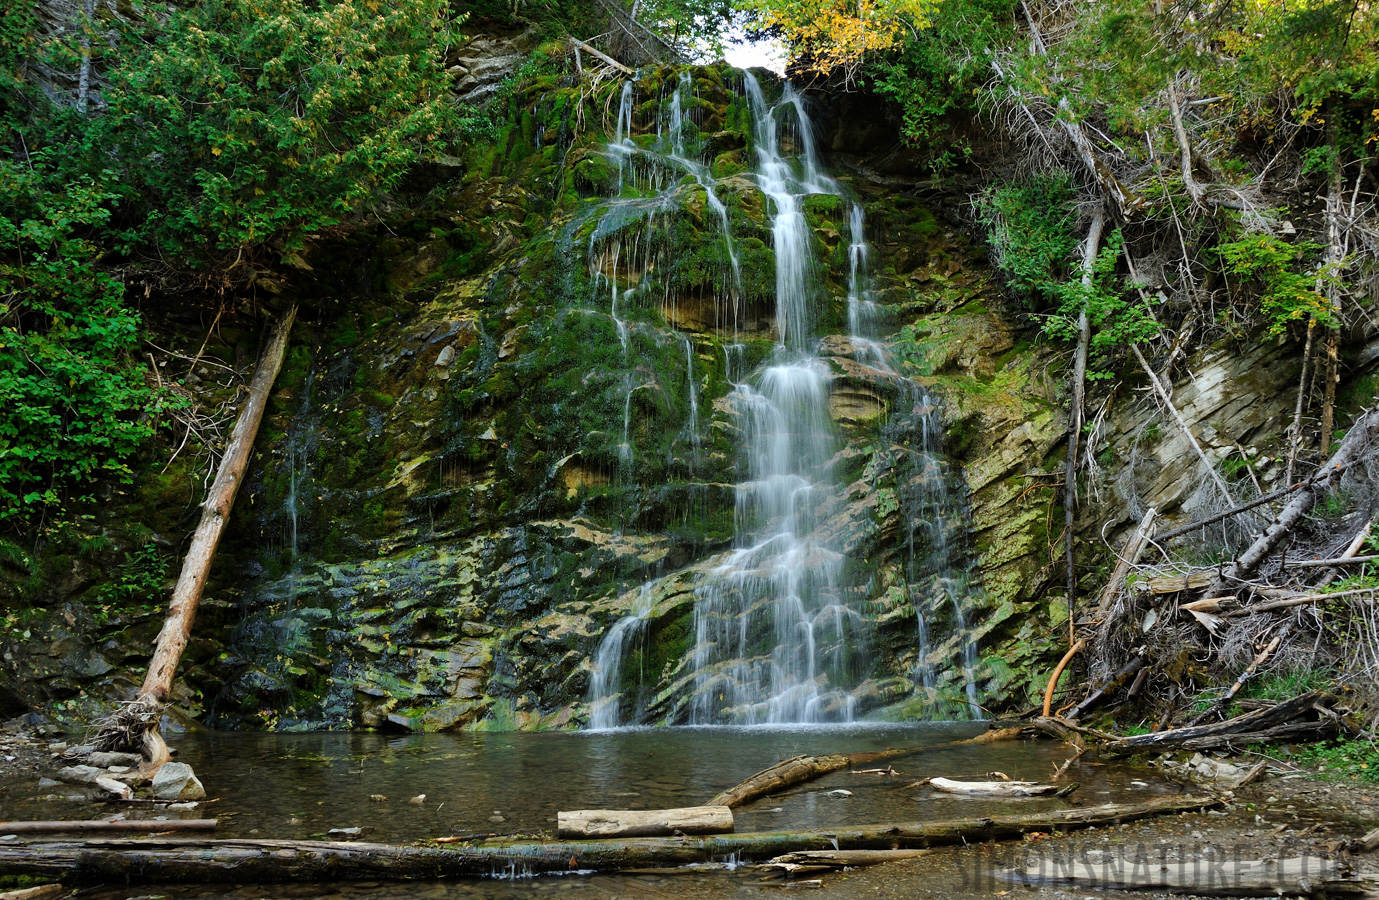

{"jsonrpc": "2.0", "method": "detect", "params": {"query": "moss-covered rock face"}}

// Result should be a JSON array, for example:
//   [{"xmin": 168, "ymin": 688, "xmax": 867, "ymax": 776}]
[{"xmin": 7, "ymin": 50, "xmax": 1353, "ymax": 732}]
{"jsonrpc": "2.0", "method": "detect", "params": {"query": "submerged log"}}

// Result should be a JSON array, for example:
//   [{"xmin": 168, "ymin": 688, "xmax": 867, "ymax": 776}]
[
  {"xmin": 0, "ymin": 818, "xmax": 217, "ymax": 834},
  {"xmin": 0, "ymin": 797, "xmax": 1222, "ymax": 884},
  {"xmin": 557, "ymin": 806, "xmax": 732, "ymax": 839},
  {"xmin": 707, "ymin": 748, "xmax": 918, "ymax": 808}
]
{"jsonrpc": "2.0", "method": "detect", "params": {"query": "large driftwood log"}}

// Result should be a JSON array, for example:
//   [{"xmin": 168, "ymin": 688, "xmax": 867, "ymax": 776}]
[
  {"xmin": 1005, "ymin": 853, "xmax": 1367, "ymax": 896},
  {"xmin": 0, "ymin": 798, "xmax": 1221, "ymax": 884},
  {"xmin": 707, "ymin": 748, "xmax": 916, "ymax": 808},
  {"xmin": 1105, "ymin": 691, "xmax": 1336, "ymax": 754},
  {"xmin": 557, "ymin": 806, "xmax": 732, "ymax": 838},
  {"xmin": 929, "ymin": 778, "xmax": 1069, "ymax": 797}
]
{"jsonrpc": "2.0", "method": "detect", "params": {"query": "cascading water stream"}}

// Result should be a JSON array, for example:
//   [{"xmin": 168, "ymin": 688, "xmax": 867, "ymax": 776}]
[
  {"xmin": 684, "ymin": 72, "xmax": 862, "ymax": 725},
  {"xmin": 586, "ymin": 70, "xmax": 983, "ymax": 727}
]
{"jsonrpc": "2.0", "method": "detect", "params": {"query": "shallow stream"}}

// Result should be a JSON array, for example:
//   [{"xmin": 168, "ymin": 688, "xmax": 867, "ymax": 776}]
[{"xmin": 0, "ymin": 723, "xmax": 1200, "ymax": 898}]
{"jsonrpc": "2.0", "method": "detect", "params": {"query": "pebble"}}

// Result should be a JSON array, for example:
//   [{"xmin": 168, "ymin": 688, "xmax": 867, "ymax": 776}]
[
  {"xmin": 410, "ymin": 794, "xmax": 426, "ymax": 804},
  {"xmin": 370, "ymin": 794, "xmax": 388, "ymax": 802},
  {"xmin": 488, "ymin": 815, "xmax": 505, "ymax": 824},
  {"xmin": 826, "ymin": 789, "xmax": 853, "ymax": 798}
]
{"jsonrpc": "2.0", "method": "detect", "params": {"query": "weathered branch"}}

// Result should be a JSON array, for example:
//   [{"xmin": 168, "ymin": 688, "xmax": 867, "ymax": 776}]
[
  {"xmin": 1208, "ymin": 403, "xmax": 1379, "ymax": 595},
  {"xmin": 708, "ymin": 748, "xmax": 916, "ymax": 808}
]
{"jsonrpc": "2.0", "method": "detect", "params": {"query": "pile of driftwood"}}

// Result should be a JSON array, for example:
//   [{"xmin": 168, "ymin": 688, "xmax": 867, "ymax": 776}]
[
  {"xmin": 1036, "ymin": 690, "xmax": 1356, "ymax": 758},
  {"xmin": 1043, "ymin": 401, "xmax": 1379, "ymax": 736}
]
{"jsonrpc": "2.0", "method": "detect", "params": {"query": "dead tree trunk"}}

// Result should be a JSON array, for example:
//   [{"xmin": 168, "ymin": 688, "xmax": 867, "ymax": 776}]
[
  {"xmin": 1318, "ymin": 136, "xmax": 1345, "ymax": 458},
  {"xmin": 1207, "ymin": 401, "xmax": 1379, "ymax": 596},
  {"xmin": 95, "ymin": 307, "xmax": 297, "ymax": 758},
  {"xmin": 1063, "ymin": 210, "xmax": 1105, "ymax": 629}
]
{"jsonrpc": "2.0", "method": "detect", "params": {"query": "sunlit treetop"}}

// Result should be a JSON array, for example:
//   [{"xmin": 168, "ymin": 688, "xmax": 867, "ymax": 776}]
[{"xmin": 742, "ymin": 0, "xmax": 943, "ymax": 75}]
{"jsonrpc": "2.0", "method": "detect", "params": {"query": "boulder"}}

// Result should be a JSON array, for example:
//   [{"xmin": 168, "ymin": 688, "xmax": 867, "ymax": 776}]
[{"xmin": 151, "ymin": 762, "xmax": 206, "ymax": 801}]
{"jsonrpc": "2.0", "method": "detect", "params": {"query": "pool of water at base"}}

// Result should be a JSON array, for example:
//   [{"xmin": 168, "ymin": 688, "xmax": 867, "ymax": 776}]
[{"xmin": 2, "ymin": 722, "xmax": 1193, "ymax": 898}]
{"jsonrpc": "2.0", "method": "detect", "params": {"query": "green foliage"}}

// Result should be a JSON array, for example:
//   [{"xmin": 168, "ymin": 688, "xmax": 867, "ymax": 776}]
[
  {"xmin": 1290, "ymin": 737, "xmax": 1379, "ymax": 783},
  {"xmin": 1215, "ymin": 234, "xmax": 1336, "ymax": 336},
  {"xmin": 95, "ymin": 0, "xmax": 463, "ymax": 265},
  {"xmin": 0, "ymin": 159, "xmax": 171, "ymax": 525},
  {"xmin": 977, "ymin": 174, "xmax": 1079, "ymax": 306},
  {"xmin": 1043, "ymin": 231, "xmax": 1160, "ymax": 377},
  {"xmin": 92, "ymin": 540, "xmax": 167, "ymax": 627},
  {"xmin": 981, "ymin": 178, "xmax": 1158, "ymax": 371},
  {"xmin": 870, "ymin": 0, "xmax": 1014, "ymax": 170}
]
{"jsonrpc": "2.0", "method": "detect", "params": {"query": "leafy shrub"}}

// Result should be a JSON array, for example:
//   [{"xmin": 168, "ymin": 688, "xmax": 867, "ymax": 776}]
[
  {"xmin": 95, "ymin": 0, "xmax": 463, "ymax": 267},
  {"xmin": 1215, "ymin": 234, "xmax": 1336, "ymax": 335},
  {"xmin": 0, "ymin": 161, "xmax": 170, "ymax": 525}
]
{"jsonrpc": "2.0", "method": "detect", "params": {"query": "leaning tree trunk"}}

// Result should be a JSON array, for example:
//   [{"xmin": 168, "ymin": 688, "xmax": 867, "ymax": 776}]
[
  {"xmin": 98, "ymin": 307, "xmax": 297, "ymax": 760},
  {"xmin": 1062, "ymin": 209, "xmax": 1105, "ymax": 628}
]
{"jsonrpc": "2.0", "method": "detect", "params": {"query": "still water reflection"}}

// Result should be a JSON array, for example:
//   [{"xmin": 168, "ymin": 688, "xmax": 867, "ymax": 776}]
[{"xmin": 3, "ymin": 723, "xmax": 1181, "ymax": 899}]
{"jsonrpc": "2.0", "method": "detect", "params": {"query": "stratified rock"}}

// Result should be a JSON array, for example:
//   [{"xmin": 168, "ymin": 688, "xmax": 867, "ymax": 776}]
[{"xmin": 151, "ymin": 762, "xmax": 206, "ymax": 801}]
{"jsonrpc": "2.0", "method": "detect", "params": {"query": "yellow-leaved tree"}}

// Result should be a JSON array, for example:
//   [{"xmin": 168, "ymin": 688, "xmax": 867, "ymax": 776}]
[{"xmin": 744, "ymin": 0, "xmax": 942, "ymax": 76}]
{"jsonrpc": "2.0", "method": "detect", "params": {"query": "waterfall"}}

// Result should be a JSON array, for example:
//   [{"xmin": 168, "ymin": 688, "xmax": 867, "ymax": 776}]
[
  {"xmin": 683, "ymin": 73, "xmax": 862, "ymax": 725},
  {"xmin": 585, "ymin": 70, "xmax": 983, "ymax": 727},
  {"xmin": 588, "ymin": 583, "xmax": 656, "ymax": 730}
]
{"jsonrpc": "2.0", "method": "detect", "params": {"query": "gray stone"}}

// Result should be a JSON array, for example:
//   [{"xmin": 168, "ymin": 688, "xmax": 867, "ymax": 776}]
[
  {"xmin": 88, "ymin": 751, "xmax": 141, "ymax": 768},
  {"xmin": 151, "ymin": 762, "xmax": 206, "ymax": 801},
  {"xmin": 55, "ymin": 764, "xmax": 103, "ymax": 784}
]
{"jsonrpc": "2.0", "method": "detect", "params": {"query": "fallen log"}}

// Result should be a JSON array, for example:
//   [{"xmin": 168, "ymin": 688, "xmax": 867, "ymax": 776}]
[
  {"xmin": 0, "ymin": 886, "xmax": 63, "ymax": 900},
  {"xmin": 930, "ymin": 778, "xmax": 1072, "ymax": 798},
  {"xmin": 567, "ymin": 37, "xmax": 633, "ymax": 76},
  {"xmin": 1091, "ymin": 508, "xmax": 1157, "ymax": 622},
  {"xmin": 1142, "ymin": 572, "xmax": 1213, "ymax": 595},
  {"xmin": 557, "ymin": 806, "xmax": 732, "ymax": 839},
  {"xmin": 760, "ymin": 848, "xmax": 929, "ymax": 875},
  {"xmin": 1004, "ymin": 853, "xmax": 1367, "ymax": 896},
  {"xmin": 1105, "ymin": 691, "xmax": 1336, "ymax": 754},
  {"xmin": 707, "ymin": 748, "xmax": 919, "ymax": 808},
  {"xmin": 1209, "ymin": 403, "xmax": 1379, "ymax": 597},
  {"xmin": 0, "ymin": 797, "xmax": 1223, "ymax": 884},
  {"xmin": 0, "ymin": 818, "xmax": 217, "ymax": 834}
]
